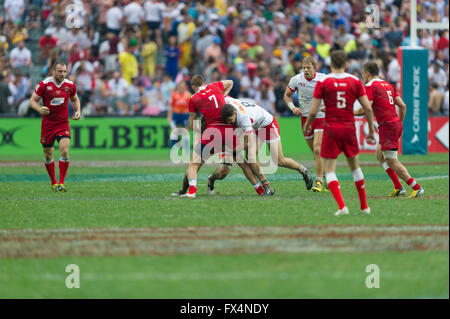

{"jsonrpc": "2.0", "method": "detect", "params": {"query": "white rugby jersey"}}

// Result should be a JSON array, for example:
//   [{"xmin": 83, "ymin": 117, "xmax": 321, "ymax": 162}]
[
  {"xmin": 225, "ymin": 96, "xmax": 273, "ymax": 132},
  {"xmin": 287, "ymin": 72, "xmax": 326, "ymax": 118}
]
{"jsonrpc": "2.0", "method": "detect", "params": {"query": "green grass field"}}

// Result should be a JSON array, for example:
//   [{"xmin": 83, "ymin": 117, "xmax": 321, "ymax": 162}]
[{"xmin": 0, "ymin": 153, "xmax": 448, "ymax": 298}]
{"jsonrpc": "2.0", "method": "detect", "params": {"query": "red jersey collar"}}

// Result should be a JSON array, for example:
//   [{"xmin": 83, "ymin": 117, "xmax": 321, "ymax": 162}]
[{"xmin": 305, "ymin": 72, "xmax": 316, "ymax": 81}]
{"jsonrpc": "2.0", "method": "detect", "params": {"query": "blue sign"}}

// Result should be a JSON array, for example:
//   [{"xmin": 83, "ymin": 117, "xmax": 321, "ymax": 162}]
[{"xmin": 399, "ymin": 47, "xmax": 429, "ymax": 154}]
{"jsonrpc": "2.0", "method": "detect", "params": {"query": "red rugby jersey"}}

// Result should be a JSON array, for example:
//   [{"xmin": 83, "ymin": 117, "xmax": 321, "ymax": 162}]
[
  {"xmin": 34, "ymin": 77, "xmax": 77, "ymax": 123},
  {"xmin": 188, "ymin": 82, "xmax": 226, "ymax": 126},
  {"xmin": 313, "ymin": 72, "xmax": 366, "ymax": 129}
]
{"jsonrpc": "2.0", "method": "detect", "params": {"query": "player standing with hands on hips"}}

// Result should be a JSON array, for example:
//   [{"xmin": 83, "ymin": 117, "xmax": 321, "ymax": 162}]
[
  {"xmin": 304, "ymin": 51, "xmax": 375, "ymax": 216},
  {"xmin": 30, "ymin": 61, "xmax": 81, "ymax": 192}
]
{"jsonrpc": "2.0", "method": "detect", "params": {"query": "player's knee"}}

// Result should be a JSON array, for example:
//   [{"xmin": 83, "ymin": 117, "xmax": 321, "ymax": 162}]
[{"xmin": 313, "ymin": 146, "xmax": 321, "ymax": 158}]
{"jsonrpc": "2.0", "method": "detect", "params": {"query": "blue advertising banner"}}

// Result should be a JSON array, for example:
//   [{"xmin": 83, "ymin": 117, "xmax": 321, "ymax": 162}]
[{"xmin": 398, "ymin": 47, "xmax": 429, "ymax": 155}]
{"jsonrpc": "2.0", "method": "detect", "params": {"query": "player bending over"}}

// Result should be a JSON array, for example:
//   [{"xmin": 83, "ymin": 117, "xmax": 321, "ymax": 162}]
[
  {"xmin": 354, "ymin": 62, "xmax": 424, "ymax": 198},
  {"xmin": 284, "ymin": 56, "xmax": 327, "ymax": 192},
  {"xmin": 172, "ymin": 75, "xmax": 269, "ymax": 198},
  {"xmin": 30, "ymin": 60, "xmax": 81, "ymax": 192},
  {"xmin": 304, "ymin": 50, "xmax": 375, "ymax": 216},
  {"xmin": 210, "ymin": 96, "xmax": 313, "ymax": 194}
]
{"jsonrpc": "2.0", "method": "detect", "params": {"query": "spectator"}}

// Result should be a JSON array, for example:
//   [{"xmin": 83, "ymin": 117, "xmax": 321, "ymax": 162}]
[
  {"xmin": 164, "ymin": 34, "xmax": 179, "ymax": 81},
  {"xmin": 141, "ymin": 35, "xmax": 158, "ymax": 78},
  {"xmin": 90, "ymin": 74, "xmax": 110, "ymax": 115},
  {"xmin": 428, "ymin": 62, "xmax": 447, "ymax": 93},
  {"xmin": 387, "ymin": 52, "xmax": 400, "ymax": 87},
  {"xmin": 241, "ymin": 63, "xmax": 261, "ymax": 99},
  {"xmin": 443, "ymin": 82, "xmax": 449, "ymax": 116},
  {"xmin": 254, "ymin": 78, "xmax": 277, "ymax": 115},
  {"xmin": 118, "ymin": 45, "xmax": 138, "ymax": 85},
  {"xmin": 0, "ymin": 73, "xmax": 12, "ymax": 114},
  {"xmin": 205, "ymin": 36, "xmax": 223, "ymax": 65},
  {"xmin": 429, "ymin": 82, "xmax": 444, "ymax": 115},
  {"xmin": 160, "ymin": 73, "xmax": 176, "ymax": 113},
  {"xmin": 143, "ymin": 0, "xmax": 165, "ymax": 46},
  {"xmin": 73, "ymin": 60, "xmax": 94, "ymax": 107},
  {"xmin": 123, "ymin": 0, "xmax": 144, "ymax": 27},
  {"xmin": 177, "ymin": 13, "xmax": 196, "ymax": 69},
  {"xmin": 39, "ymin": 29, "xmax": 58, "ymax": 65},
  {"xmin": 4, "ymin": 0, "xmax": 25, "ymax": 24},
  {"xmin": 108, "ymin": 71, "xmax": 129, "ymax": 115},
  {"xmin": 11, "ymin": 22, "xmax": 28, "ymax": 45},
  {"xmin": 128, "ymin": 77, "xmax": 143, "ymax": 115},
  {"xmin": 9, "ymin": 40, "xmax": 31, "ymax": 68},
  {"xmin": 11, "ymin": 69, "xmax": 31, "ymax": 109},
  {"xmin": 45, "ymin": 20, "xmax": 70, "ymax": 52},
  {"xmin": 105, "ymin": 1, "xmax": 123, "ymax": 35}
]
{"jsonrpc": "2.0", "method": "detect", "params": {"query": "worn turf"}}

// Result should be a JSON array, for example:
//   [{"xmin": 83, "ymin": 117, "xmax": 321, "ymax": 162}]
[{"xmin": 0, "ymin": 153, "xmax": 448, "ymax": 298}]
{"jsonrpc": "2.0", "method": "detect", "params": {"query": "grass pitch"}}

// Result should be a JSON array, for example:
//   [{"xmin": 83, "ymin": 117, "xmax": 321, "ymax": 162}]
[{"xmin": 0, "ymin": 153, "xmax": 448, "ymax": 298}]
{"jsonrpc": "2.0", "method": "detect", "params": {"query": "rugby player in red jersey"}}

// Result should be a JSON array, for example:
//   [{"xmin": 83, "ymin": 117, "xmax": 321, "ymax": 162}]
[
  {"xmin": 172, "ymin": 75, "xmax": 267, "ymax": 198},
  {"xmin": 30, "ymin": 61, "xmax": 81, "ymax": 192},
  {"xmin": 304, "ymin": 51, "xmax": 375, "ymax": 216},
  {"xmin": 354, "ymin": 62, "xmax": 424, "ymax": 198}
]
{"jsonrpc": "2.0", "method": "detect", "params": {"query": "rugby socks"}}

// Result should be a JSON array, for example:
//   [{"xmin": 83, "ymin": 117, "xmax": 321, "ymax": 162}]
[
  {"xmin": 406, "ymin": 178, "xmax": 421, "ymax": 191},
  {"xmin": 188, "ymin": 178, "xmax": 197, "ymax": 194},
  {"xmin": 382, "ymin": 162, "xmax": 402, "ymax": 189},
  {"xmin": 261, "ymin": 179, "xmax": 270, "ymax": 188},
  {"xmin": 297, "ymin": 164, "xmax": 307, "ymax": 174},
  {"xmin": 326, "ymin": 173, "xmax": 346, "ymax": 209},
  {"xmin": 181, "ymin": 174, "xmax": 189, "ymax": 193},
  {"xmin": 45, "ymin": 159, "xmax": 57, "ymax": 185},
  {"xmin": 59, "ymin": 157, "xmax": 70, "ymax": 185},
  {"xmin": 352, "ymin": 168, "xmax": 368, "ymax": 210},
  {"xmin": 253, "ymin": 182, "xmax": 264, "ymax": 195}
]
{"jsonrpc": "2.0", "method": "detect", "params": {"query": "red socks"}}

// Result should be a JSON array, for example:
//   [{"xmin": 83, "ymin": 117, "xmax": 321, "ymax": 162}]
[
  {"xmin": 45, "ymin": 161, "xmax": 57, "ymax": 185},
  {"xmin": 352, "ymin": 168, "xmax": 368, "ymax": 210},
  {"xmin": 382, "ymin": 162, "xmax": 402, "ymax": 189},
  {"xmin": 354, "ymin": 180, "xmax": 368, "ymax": 210},
  {"xmin": 327, "ymin": 180, "xmax": 346, "ymax": 209},
  {"xmin": 407, "ymin": 178, "xmax": 421, "ymax": 190},
  {"xmin": 59, "ymin": 159, "xmax": 70, "ymax": 185}
]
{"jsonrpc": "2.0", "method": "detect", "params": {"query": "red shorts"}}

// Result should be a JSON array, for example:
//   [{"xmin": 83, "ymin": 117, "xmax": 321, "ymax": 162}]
[
  {"xmin": 40, "ymin": 121, "xmax": 71, "ymax": 146},
  {"xmin": 378, "ymin": 120, "xmax": 402, "ymax": 151},
  {"xmin": 255, "ymin": 117, "xmax": 280, "ymax": 143},
  {"xmin": 198, "ymin": 123, "xmax": 237, "ymax": 156},
  {"xmin": 301, "ymin": 117, "xmax": 325, "ymax": 140},
  {"xmin": 320, "ymin": 126, "xmax": 359, "ymax": 159}
]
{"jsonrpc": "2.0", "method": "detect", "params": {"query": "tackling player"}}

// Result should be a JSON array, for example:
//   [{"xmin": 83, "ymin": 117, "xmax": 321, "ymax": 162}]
[
  {"xmin": 173, "ymin": 75, "xmax": 267, "ymax": 198},
  {"xmin": 211, "ymin": 96, "xmax": 313, "ymax": 193},
  {"xmin": 284, "ymin": 56, "xmax": 327, "ymax": 192},
  {"xmin": 30, "ymin": 61, "xmax": 81, "ymax": 192},
  {"xmin": 304, "ymin": 51, "xmax": 375, "ymax": 216},
  {"xmin": 354, "ymin": 62, "xmax": 424, "ymax": 198}
]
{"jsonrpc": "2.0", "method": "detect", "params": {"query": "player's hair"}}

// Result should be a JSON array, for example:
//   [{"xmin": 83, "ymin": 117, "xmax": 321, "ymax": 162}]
[
  {"xmin": 330, "ymin": 50, "xmax": 347, "ymax": 69},
  {"xmin": 190, "ymin": 75, "xmax": 205, "ymax": 88},
  {"xmin": 363, "ymin": 62, "xmax": 379, "ymax": 76},
  {"xmin": 52, "ymin": 60, "xmax": 67, "ymax": 70},
  {"xmin": 302, "ymin": 56, "xmax": 317, "ymax": 68},
  {"xmin": 221, "ymin": 104, "xmax": 236, "ymax": 122}
]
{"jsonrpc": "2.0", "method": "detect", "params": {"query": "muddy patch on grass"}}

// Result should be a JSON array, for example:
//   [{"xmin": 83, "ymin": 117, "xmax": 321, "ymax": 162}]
[{"xmin": 0, "ymin": 225, "xmax": 447, "ymax": 258}]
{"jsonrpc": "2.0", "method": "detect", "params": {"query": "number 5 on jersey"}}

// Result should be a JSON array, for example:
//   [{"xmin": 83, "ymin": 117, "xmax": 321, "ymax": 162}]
[
  {"xmin": 337, "ymin": 91, "xmax": 346, "ymax": 109},
  {"xmin": 208, "ymin": 95, "xmax": 219, "ymax": 108}
]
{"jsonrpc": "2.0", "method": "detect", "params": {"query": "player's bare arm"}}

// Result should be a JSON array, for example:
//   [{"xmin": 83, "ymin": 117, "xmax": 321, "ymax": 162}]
[
  {"xmin": 188, "ymin": 112, "xmax": 197, "ymax": 130},
  {"xmin": 283, "ymin": 87, "xmax": 302, "ymax": 117},
  {"xmin": 358, "ymin": 94, "xmax": 375, "ymax": 144},
  {"xmin": 394, "ymin": 96, "xmax": 407, "ymax": 122},
  {"xmin": 303, "ymin": 97, "xmax": 321, "ymax": 135},
  {"xmin": 354, "ymin": 100, "xmax": 372, "ymax": 116},
  {"xmin": 221, "ymin": 80, "xmax": 234, "ymax": 96},
  {"xmin": 70, "ymin": 94, "xmax": 81, "ymax": 120},
  {"xmin": 30, "ymin": 92, "xmax": 49, "ymax": 115}
]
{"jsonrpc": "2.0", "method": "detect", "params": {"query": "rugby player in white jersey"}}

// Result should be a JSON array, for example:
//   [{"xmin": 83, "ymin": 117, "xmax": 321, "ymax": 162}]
[
  {"xmin": 206, "ymin": 96, "xmax": 313, "ymax": 194},
  {"xmin": 284, "ymin": 56, "xmax": 328, "ymax": 192}
]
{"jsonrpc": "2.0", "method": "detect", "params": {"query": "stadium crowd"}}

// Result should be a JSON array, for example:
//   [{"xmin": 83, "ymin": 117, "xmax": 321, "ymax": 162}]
[{"xmin": 0, "ymin": 0, "xmax": 448, "ymax": 118}]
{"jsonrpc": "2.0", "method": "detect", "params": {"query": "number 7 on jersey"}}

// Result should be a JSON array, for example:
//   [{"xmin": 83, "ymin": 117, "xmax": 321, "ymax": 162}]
[{"xmin": 208, "ymin": 95, "xmax": 219, "ymax": 108}]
